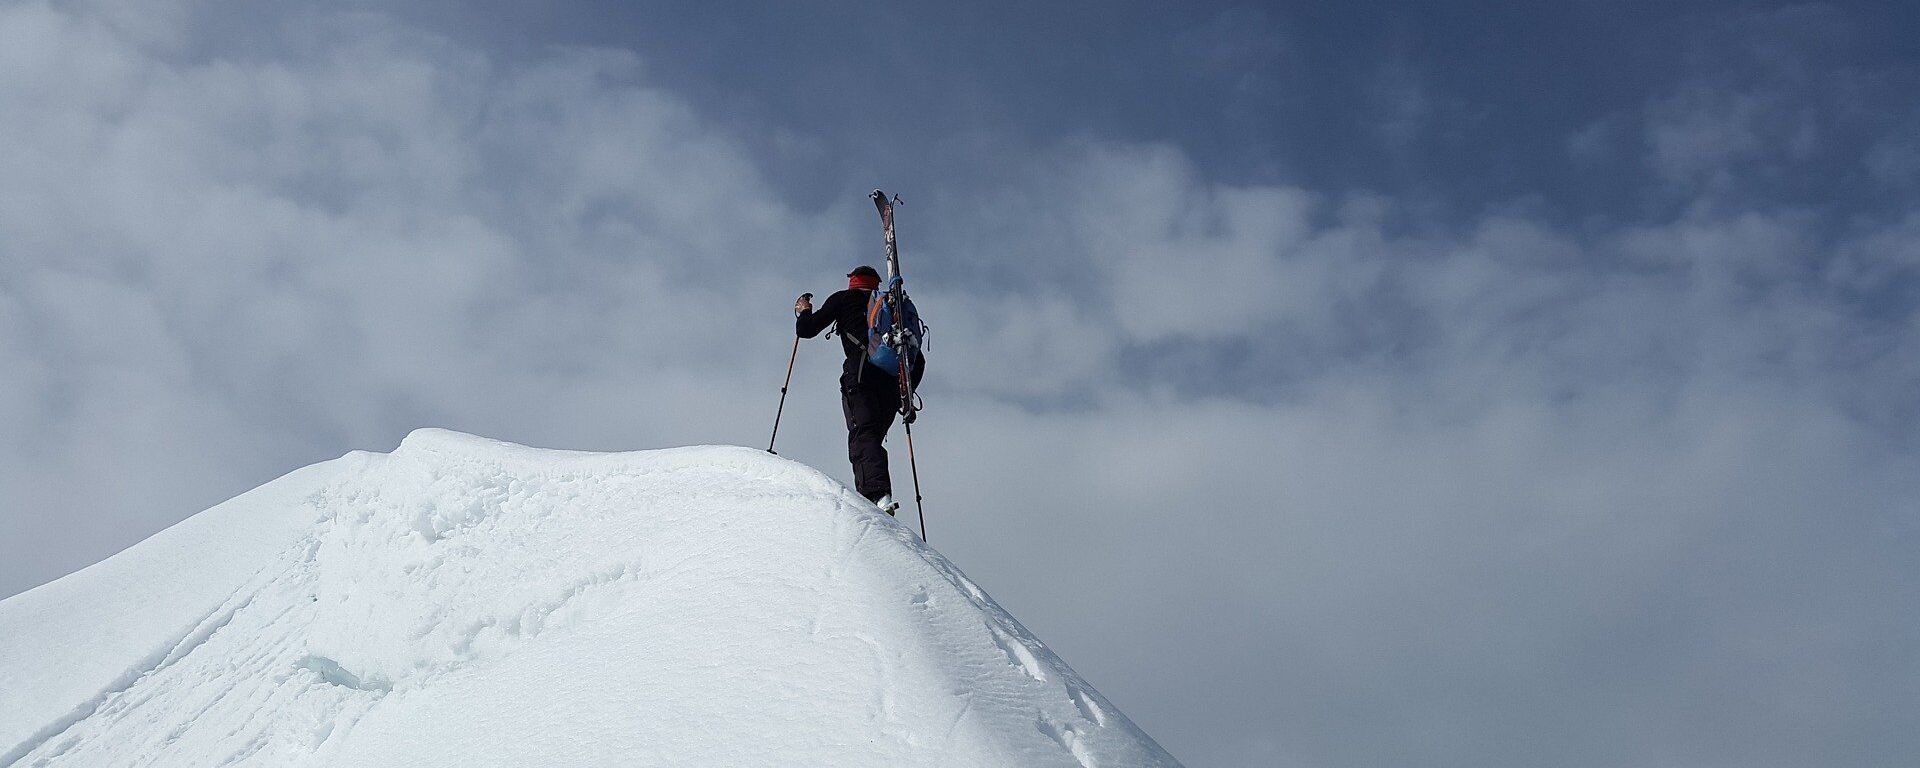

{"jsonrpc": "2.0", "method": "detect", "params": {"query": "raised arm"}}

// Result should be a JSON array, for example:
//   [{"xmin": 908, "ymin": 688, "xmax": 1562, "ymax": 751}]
[{"xmin": 795, "ymin": 290, "xmax": 842, "ymax": 339}]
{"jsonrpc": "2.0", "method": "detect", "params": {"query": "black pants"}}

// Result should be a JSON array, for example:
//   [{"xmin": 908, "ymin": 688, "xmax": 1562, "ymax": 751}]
[{"xmin": 841, "ymin": 381, "xmax": 901, "ymax": 503}]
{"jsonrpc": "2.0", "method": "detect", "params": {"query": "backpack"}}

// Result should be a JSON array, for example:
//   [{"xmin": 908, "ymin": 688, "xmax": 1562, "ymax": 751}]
[{"xmin": 864, "ymin": 277, "xmax": 926, "ymax": 378}]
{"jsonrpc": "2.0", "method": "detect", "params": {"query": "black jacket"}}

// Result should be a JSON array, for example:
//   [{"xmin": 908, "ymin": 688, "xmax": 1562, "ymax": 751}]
[{"xmin": 797, "ymin": 288, "xmax": 890, "ymax": 388}]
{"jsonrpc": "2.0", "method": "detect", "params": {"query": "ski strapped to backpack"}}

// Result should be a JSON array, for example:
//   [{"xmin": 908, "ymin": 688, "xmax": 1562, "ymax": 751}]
[
  {"xmin": 867, "ymin": 190, "xmax": 926, "ymax": 423},
  {"xmin": 870, "ymin": 189, "xmax": 929, "ymax": 541}
]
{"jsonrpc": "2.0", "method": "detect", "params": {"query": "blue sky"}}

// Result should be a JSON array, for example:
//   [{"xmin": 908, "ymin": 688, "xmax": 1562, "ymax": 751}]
[
  {"xmin": 2, "ymin": 2, "xmax": 1917, "ymax": 766},
  {"xmin": 385, "ymin": 1, "xmax": 1920, "ymax": 216}
]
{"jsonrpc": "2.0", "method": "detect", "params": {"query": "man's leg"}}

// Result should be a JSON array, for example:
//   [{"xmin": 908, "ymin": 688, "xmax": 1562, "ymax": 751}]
[{"xmin": 841, "ymin": 384, "xmax": 898, "ymax": 502}]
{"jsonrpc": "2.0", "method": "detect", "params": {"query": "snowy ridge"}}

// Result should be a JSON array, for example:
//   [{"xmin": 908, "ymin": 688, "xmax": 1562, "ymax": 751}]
[{"xmin": 0, "ymin": 429, "xmax": 1179, "ymax": 767}]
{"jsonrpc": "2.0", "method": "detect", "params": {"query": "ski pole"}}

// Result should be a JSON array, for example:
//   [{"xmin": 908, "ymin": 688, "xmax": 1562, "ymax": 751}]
[
  {"xmin": 903, "ymin": 417, "xmax": 927, "ymax": 542},
  {"xmin": 766, "ymin": 294, "xmax": 810, "ymax": 454}
]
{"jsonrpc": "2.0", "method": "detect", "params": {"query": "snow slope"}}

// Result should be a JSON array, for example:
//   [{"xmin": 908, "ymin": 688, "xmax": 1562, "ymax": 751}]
[{"xmin": 0, "ymin": 429, "xmax": 1179, "ymax": 767}]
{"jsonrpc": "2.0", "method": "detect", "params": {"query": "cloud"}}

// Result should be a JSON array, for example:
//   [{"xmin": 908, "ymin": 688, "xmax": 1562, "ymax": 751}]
[
  {"xmin": 1866, "ymin": 139, "xmax": 1920, "ymax": 189},
  {"xmin": 1580, "ymin": 4, "xmax": 1920, "ymax": 218},
  {"xmin": 0, "ymin": 0, "xmax": 848, "ymax": 588},
  {"xmin": 1, "ymin": 2, "xmax": 1917, "ymax": 767},
  {"xmin": 1171, "ymin": 6, "xmax": 1293, "ymax": 95}
]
